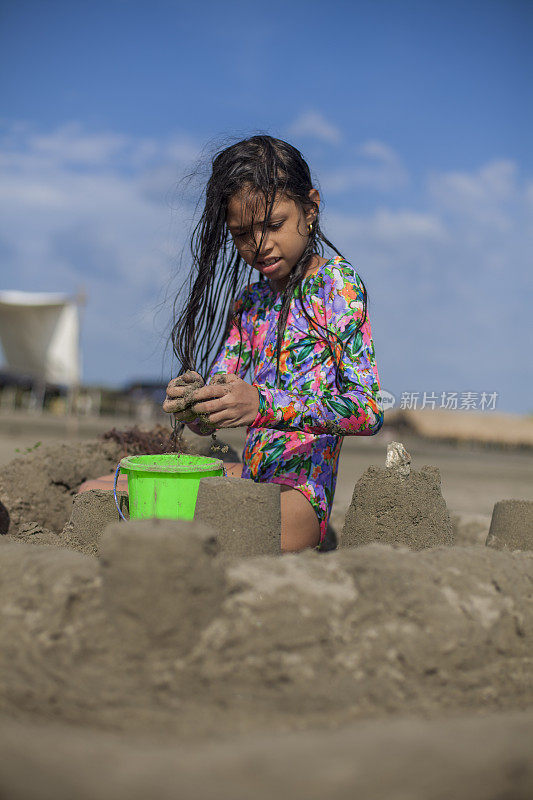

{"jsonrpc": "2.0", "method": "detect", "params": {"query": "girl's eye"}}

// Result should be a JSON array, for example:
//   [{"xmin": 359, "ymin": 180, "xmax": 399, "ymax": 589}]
[{"xmin": 233, "ymin": 221, "xmax": 283, "ymax": 240}]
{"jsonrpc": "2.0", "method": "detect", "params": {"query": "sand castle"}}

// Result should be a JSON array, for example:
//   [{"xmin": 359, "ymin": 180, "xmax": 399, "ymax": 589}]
[
  {"xmin": 486, "ymin": 499, "xmax": 533, "ymax": 552},
  {"xmin": 0, "ymin": 436, "xmax": 531, "ymax": 798},
  {"xmin": 341, "ymin": 442, "xmax": 454, "ymax": 549},
  {"xmin": 195, "ymin": 476, "xmax": 281, "ymax": 556}
]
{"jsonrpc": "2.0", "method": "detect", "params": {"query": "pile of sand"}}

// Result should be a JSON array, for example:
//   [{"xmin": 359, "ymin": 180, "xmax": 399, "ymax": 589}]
[
  {"xmin": 1, "ymin": 521, "xmax": 531, "ymax": 734},
  {"xmin": 0, "ymin": 439, "xmax": 122, "ymax": 537}
]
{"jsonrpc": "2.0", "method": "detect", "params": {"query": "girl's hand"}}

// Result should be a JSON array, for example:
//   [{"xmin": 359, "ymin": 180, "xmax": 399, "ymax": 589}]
[
  {"xmin": 190, "ymin": 373, "xmax": 259, "ymax": 428},
  {"xmin": 162, "ymin": 371, "xmax": 205, "ymax": 420}
]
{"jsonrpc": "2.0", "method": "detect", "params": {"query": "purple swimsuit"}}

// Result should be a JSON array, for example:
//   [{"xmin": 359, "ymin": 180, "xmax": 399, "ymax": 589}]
[{"xmin": 209, "ymin": 255, "xmax": 383, "ymax": 544}]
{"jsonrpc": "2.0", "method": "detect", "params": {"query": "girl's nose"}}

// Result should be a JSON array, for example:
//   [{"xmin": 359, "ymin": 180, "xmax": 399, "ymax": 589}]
[
  {"xmin": 249, "ymin": 234, "xmax": 273, "ymax": 255},
  {"xmin": 253, "ymin": 232, "xmax": 270, "ymax": 248}
]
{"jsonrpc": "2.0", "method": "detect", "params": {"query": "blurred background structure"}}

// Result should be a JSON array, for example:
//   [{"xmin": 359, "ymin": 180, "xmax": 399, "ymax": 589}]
[
  {"xmin": 0, "ymin": 0, "xmax": 531, "ymax": 432},
  {"xmin": 0, "ymin": 291, "xmax": 81, "ymax": 408}
]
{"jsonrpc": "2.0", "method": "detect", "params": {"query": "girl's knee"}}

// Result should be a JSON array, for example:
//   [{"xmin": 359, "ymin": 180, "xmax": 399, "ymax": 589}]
[
  {"xmin": 78, "ymin": 474, "xmax": 126, "ymax": 493},
  {"xmin": 224, "ymin": 461, "xmax": 243, "ymax": 478}
]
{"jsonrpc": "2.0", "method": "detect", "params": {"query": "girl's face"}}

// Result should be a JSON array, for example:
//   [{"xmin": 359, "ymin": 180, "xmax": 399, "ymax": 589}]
[{"xmin": 226, "ymin": 187, "xmax": 320, "ymax": 289}]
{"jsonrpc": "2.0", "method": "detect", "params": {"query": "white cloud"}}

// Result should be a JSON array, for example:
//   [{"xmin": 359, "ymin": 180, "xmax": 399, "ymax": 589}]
[
  {"xmin": 427, "ymin": 159, "xmax": 518, "ymax": 231},
  {"xmin": 320, "ymin": 139, "xmax": 408, "ymax": 193},
  {"xmin": 0, "ymin": 120, "xmax": 201, "ymax": 174},
  {"xmin": 325, "ymin": 207, "xmax": 446, "ymax": 243},
  {"xmin": 287, "ymin": 111, "xmax": 342, "ymax": 145},
  {"xmin": 356, "ymin": 140, "xmax": 398, "ymax": 163},
  {"xmin": 27, "ymin": 122, "xmax": 129, "ymax": 166},
  {"xmin": 0, "ymin": 181, "xmax": 67, "ymax": 209}
]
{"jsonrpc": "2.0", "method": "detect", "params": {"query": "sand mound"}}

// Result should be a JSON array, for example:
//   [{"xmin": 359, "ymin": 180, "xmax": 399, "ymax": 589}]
[
  {"xmin": 100, "ymin": 520, "xmax": 224, "ymax": 658},
  {"xmin": 0, "ymin": 440, "xmax": 122, "ymax": 537},
  {"xmin": 195, "ymin": 477, "xmax": 281, "ymax": 556},
  {"xmin": 60, "ymin": 489, "xmax": 129, "ymax": 556},
  {"xmin": 1, "ymin": 522, "xmax": 531, "ymax": 738},
  {"xmin": 486, "ymin": 500, "xmax": 533, "ymax": 552},
  {"xmin": 341, "ymin": 464, "xmax": 453, "ymax": 549}
]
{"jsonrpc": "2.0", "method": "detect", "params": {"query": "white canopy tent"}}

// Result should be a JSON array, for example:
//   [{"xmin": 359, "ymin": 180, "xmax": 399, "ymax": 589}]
[{"xmin": 0, "ymin": 291, "xmax": 81, "ymax": 387}]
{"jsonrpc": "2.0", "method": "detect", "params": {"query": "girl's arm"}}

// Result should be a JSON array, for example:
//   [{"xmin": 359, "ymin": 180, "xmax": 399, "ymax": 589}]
[{"xmin": 250, "ymin": 267, "xmax": 383, "ymax": 436}]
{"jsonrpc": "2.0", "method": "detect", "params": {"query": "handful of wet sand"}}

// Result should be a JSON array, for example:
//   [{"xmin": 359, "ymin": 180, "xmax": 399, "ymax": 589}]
[
  {"xmin": 163, "ymin": 371, "xmax": 233, "ymax": 435},
  {"xmin": 163, "ymin": 372, "xmax": 205, "ymax": 423}
]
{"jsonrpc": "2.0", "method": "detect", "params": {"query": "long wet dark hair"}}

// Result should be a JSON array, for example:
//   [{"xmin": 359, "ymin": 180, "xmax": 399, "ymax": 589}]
[{"xmin": 171, "ymin": 135, "xmax": 367, "ymax": 390}]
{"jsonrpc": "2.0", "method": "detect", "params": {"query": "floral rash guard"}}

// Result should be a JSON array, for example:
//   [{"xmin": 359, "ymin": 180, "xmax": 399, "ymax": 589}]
[{"xmin": 208, "ymin": 255, "xmax": 383, "ymax": 546}]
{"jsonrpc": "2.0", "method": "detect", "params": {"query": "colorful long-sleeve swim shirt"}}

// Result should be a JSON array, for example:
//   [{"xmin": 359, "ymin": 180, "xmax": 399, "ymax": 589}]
[{"xmin": 208, "ymin": 255, "xmax": 383, "ymax": 545}]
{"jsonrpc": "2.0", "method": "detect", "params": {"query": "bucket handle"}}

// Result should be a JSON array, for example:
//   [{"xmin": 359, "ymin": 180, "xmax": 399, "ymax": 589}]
[
  {"xmin": 113, "ymin": 463, "xmax": 127, "ymax": 521},
  {"xmin": 113, "ymin": 460, "xmax": 228, "ymax": 523}
]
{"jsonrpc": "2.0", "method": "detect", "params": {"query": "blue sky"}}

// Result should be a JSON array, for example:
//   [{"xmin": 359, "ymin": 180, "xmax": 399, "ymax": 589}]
[{"xmin": 0, "ymin": 0, "xmax": 531, "ymax": 412}]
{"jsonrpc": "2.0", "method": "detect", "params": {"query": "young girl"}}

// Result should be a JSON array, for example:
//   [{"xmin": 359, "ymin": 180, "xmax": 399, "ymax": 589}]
[{"xmin": 163, "ymin": 135, "xmax": 383, "ymax": 553}]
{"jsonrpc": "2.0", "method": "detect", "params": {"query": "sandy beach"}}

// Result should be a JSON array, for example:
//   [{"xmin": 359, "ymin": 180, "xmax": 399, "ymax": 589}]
[{"xmin": 0, "ymin": 411, "xmax": 532, "ymax": 798}]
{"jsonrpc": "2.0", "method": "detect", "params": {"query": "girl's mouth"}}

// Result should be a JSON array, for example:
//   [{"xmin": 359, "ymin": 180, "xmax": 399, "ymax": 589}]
[{"xmin": 256, "ymin": 257, "xmax": 282, "ymax": 275}]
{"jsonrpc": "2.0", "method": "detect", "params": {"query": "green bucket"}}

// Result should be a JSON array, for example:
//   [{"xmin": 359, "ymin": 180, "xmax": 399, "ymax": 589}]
[{"xmin": 113, "ymin": 453, "xmax": 224, "ymax": 521}]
